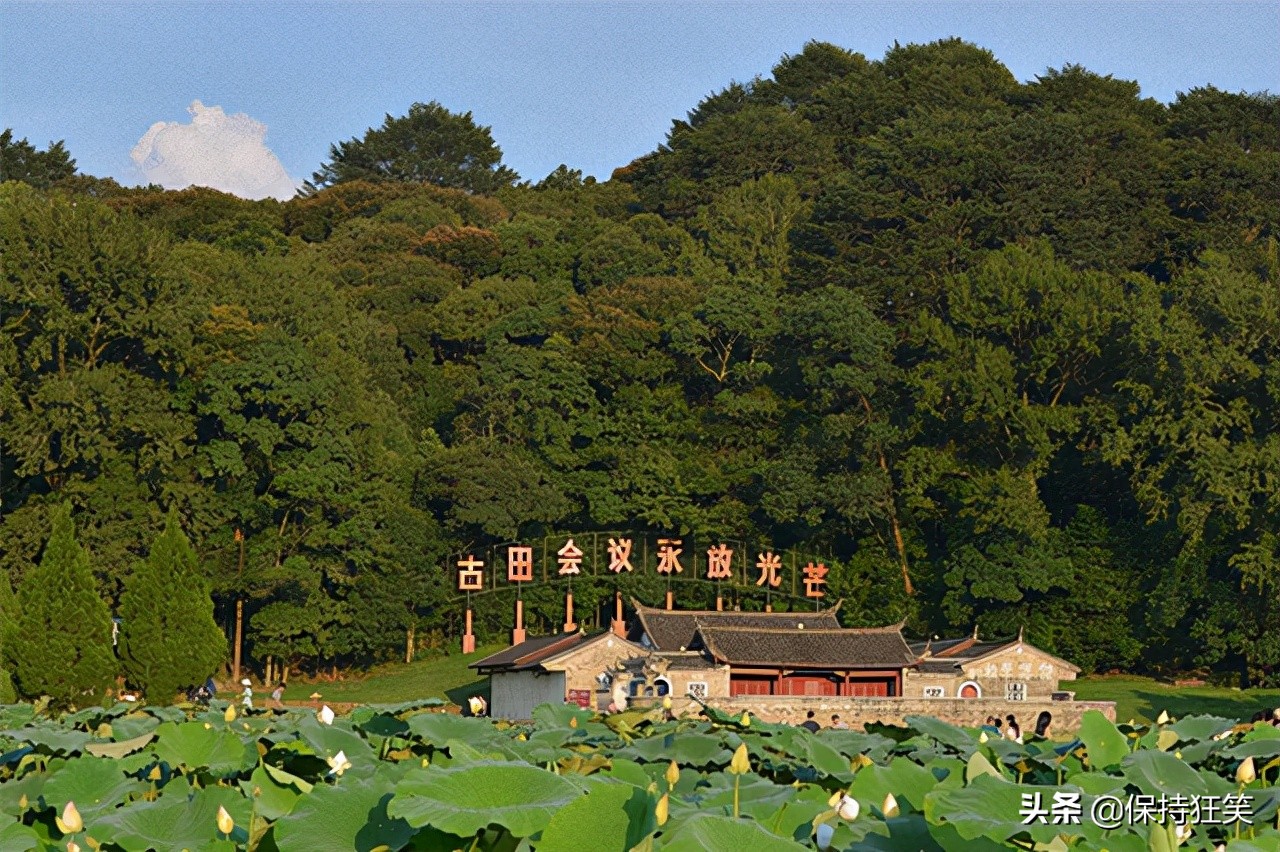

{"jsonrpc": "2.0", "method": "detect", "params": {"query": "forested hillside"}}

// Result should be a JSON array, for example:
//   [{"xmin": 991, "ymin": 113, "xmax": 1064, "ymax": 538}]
[{"xmin": 2, "ymin": 40, "xmax": 1277, "ymax": 685}]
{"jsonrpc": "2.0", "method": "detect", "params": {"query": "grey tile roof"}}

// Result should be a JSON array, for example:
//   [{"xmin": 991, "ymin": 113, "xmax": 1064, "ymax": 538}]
[
  {"xmin": 631, "ymin": 599, "xmax": 843, "ymax": 652},
  {"xmin": 470, "ymin": 632, "xmax": 587, "ymax": 673},
  {"xmin": 694, "ymin": 624, "xmax": 917, "ymax": 669}
]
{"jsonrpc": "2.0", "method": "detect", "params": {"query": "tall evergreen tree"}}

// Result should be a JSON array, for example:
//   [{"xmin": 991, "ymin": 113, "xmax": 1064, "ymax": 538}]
[
  {"xmin": 119, "ymin": 508, "xmax": 227, "ymax": 703},
  {"xmin": 9, "ymin": 504, "xmax": 116, "ymax": 706},
  {"xmin": 0, "ymin": 572, "xmax": 17, "ymax": 703}
]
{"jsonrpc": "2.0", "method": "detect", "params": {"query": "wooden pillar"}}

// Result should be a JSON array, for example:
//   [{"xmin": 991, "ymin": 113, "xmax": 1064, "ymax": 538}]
[
  {"xmin": 774, "ymin": 669, "xmax": 783, "ymax": 696},
  {"xmin": 665, "ymin": 589, "xmax": 673, "ymax": 611},
  {"xmin": 462, "ymin": 608, "xmax": 476, "ymax": 654},
  {"xmin": 611, "ymin": 592, "xmax": 626, "ymax": 638},
  {"xmin": 511, "ymin": 598, "xmax": 526, "ymax": 645},
  {"xmin": 716, "ymin": 594, "xmax": 723, "ymax": 612},
  {"xmin": 563, "ymin": 590, "xmax": 577, "ymax": 633}
]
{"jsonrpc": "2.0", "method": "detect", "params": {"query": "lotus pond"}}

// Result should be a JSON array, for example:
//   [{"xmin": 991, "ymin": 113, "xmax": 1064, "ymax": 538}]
[{"xmin": 0, "ymin": 699, "xmax": 1278, "ymax": 851}]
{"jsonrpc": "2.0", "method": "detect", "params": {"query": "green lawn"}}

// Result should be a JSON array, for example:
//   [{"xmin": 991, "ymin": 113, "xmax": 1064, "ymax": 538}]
[
  {"xmin": 1072, "ymin": 675, "xmax": 1280, "ymax": 724},
  {"xmin": 278, "ymin": 643, "xmax": 505, "ymax": 707}
]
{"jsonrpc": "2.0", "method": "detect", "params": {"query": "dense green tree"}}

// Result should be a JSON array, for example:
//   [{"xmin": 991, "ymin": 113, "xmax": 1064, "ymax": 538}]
[
  {"xmin": 309, "ymin": 102, "xmax": 519, "ymax": 193},
  {"xmin": 0, "ymin": 129, "xmax": 76, "ymax": 187},
  {"xmin": 118, "ymin": 508, "xmax": 226, "ymax": 702},
  {"xmin": 9, "ymin": 505, "xmax": 116, "ymax": 706}
]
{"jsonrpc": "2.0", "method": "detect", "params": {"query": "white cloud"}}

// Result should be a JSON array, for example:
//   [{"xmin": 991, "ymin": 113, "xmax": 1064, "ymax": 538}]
[{"xmin": 131, "ymin": 101, "xmax": 298, "ymax": 201}]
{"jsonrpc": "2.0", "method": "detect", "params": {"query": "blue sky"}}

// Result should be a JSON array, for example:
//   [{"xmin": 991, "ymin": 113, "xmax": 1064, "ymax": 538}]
[{"xmin": 2, "ymin": 1, "xmax": 1277, "ymax": 189}]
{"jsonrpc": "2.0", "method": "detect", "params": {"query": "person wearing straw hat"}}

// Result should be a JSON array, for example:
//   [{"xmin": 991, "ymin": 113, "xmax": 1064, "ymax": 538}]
[{"xmin": 240, "ymin": 679, "xmax": 254, "ymax": 710}]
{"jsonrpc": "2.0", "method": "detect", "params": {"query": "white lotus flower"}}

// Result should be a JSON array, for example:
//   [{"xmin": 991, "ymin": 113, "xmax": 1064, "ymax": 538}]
[
  {"xmin": 1156, "ymin": 710, "xmax": 1170, "ymax": 725},
  {"xmin": 317, "ymin": 705, "xmax": 335, "ymax": 725},
  {"xmin": 216, "ymin": 805, "xmax": 235, "ymax": 835},
  {"xmin": 815, "ymin": 822, "xmax": 835, "ymax": 849},
  {"xmin": 1174, "ymin": 822, "xmax": 1192, "ymax": 844},
  {"xmin": 327, "ymin": 750, "xmax": 352, "ymax": 776},
  {"xmin": 56, "ymin": 801, "xmax": 83, "ymax": 834},
  {"xmin": 978, "ymin": 731, "xmax": 988, "ymax": 743},
  {"xmin": 838, "ymin": 794, "xmax": 860, "ymax": 821},
  {"xmin": 1236, "ymin": 756, "xmax": 1256, "ymax": 784},
  {"xmin": 882, "ymin": 792, "xmax": 900, "ymax": 818}
]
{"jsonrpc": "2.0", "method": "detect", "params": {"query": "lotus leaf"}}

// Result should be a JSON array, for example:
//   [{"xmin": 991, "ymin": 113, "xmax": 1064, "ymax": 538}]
[
  {"xmin": 532, "ymin": 702, "xmax": 595, "ymax": 729},
  {"xmin": 388, "ymin": 760, "xmax": 584, "ymax": 837},
  {"xmin": 1077, "ymin": 711, "xmax": 1130, "ymax": 770},
  {"xmin": 405, "ymin": 712, "xmax": 497, "ymax": 747},
  {"xmin": 903, "ymin": 715, "xmax": 979, "ymax": 756},
  {"xmin": 658, "ymin": 812, "xmax": 807, "ymax": 851},
  {"xmin": 1166, "ymin": 716, "xmax": 1239, "ymax": 743},
  {"xmin": 150, "ymin": 721, "xmax": 254, "ymax": 775},
  {"xmin": 107, "ymin": 713, "xmax": 161, "ymax": 741},
  {"xmin": 1120, "ymin": 749, "xmax": 1209, "ymax": 797},
  {"xmin": 536, "ymin": 777, "xmax": 656, "ymax": 852},
  {"xmin": 848, "ymin": 755, "xmax": 940, "ymax": 813},
  {"xmin": 271, "ymin": 773, "xmax": 414, "ymax": 852},
  {"xmin": 42, "ymin": 755, "xmax": 144, "ymax": 818},
  {"xmin": 626, "ymin": 731, "xmax": 729, "ymax": 767},
  {"xmin": 0, "ymin": 820, "xmax": 38, "ymax": 852},
  {"xmin": 84, "ymin": 731, "xmax": 155, "ymax": 759},
  {"xmin": 928, "ymin": 775, "xmax": 1105, "ymax": 845},
  {"xmin": 90, "ymin": 784, "xmax": 250, "ymax": 851},
  {"xmin": 5, "ymin": 724, "xmax": 90, "ymax": 755}
]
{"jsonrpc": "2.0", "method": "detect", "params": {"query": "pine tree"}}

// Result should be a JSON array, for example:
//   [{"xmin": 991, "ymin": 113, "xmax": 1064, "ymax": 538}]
[
  {"xmin": 0, "ymin": 572, "xmax": 18, "ymax": 703},
  {"xmin": 10, "ymin": 504, "xmax": 116, "ymax": 706},
  {"xmin": 118, "ymin": 507, "xmax": 227, "ymax": 703}
]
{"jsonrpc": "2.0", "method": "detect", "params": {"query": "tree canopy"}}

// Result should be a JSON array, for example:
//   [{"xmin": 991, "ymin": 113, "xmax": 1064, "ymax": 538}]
[
  {"xmin": 2, "ymin": 39, "xmax": 1277, "ymax": 686},
  {"xmin": 308, "ymin": 101, "xmax": 519, "ymax": 193}
]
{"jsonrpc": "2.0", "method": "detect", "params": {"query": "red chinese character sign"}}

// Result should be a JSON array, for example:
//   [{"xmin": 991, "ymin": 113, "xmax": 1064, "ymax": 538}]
[
  {"xmin": 706, "ymin": 544, "xmax": 733, "ymax": 611},
  {"xmin": 446, "ymin": 532, "xmax": 834, "ymax": 652},
  {"xmin": 608, "ymin": 537, "xmax": 634, "ymax": 573},
  {"xmin": 507, "ymin": 546, "xmax": 532, "ymax": 644},
  {"xmin": 456, "ymin": 555, "xmax": 484, "ymax": 653},
  {"xmin": 558, "ymin": 539, "xmax": 582, "ymax": 631},
  {"xmin": 803, "ymin": 562, "xmax": 829, "ymax": 599}
]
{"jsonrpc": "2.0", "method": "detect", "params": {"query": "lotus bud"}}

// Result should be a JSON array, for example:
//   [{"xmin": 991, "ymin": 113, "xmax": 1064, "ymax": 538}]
[
  {"xmin": 665, "ymin": 760, "xmax": 679, "ymax": 788},
  {"xmin": 318, "ymin": 705, "xmax": 335, "ymax": 725},
  {"xmin": 978, "ymin": 731, "xmax": 988, "ymax": 743},
  {"xmin": 569, "ymin": 716, "xmax": 578, "ymax": 729},
  {"xmin": 1236, "ymin": 756, "xmax": 1256, "ymax": 784},
  {"xmin": 56, "ymin": 801, "xmax": 83, "ymax": 834},
  {"xmin": 729, "ymin": 743, "xmax": 750, "ymax": 775},
  {"xmin": 837, "ymin": 794, "xmax": 860, "ymax": 821},
  {"xmin": 881, "ymin": 793, "xmax": 900, "ymax": 819},
  {"xmin": 203, "ymin": 723, "xmax": 212, "ymax": 729},
  {"xmin": 17, "ymin": 795, "xmax": 26, "ymax": 809},
  {"xmin": 147, "ymin": 765, "xmax": 162, "ymax": 781},
  {"xmin": 662, "ymin": 696, "xmax": 672, "ymax": 710},
  {"xmin": 1174, "ymin": 751, "xmax": 1182, "ymax": 760},
  {"xmin": 224, "ymin": 705, "xmax": 236, "ymax": 723},
  {"xmin": 1174, "ymin": 822, "xmax": 1192, "ymax": 844},
  {"xmin": 655, "ymin": 793, "xmax": 669, "ymax": 826},
  {"xmin": 1156, "ymin": 710, "xmax": 1170, "ymax": 725},
  {"xmin": 66, "ymin": 842, "xmax": 80, "ymax": 852},
  {"xmin": 327, "ymin": 750, "xmax": 352, "ymax": 777},
  {"xmin": 815, "ymin": 822, "xmax": 835, "ymax": 849},
  {"xmin": 740, "ymin": 711, "xmax": 750, "ymax": 727},
  {"xmin": 827, "ymin": 789, "xmax": 843, "ymax": 808},
  {"xmin": 216, "ymin": 805, "xmax": 235, "ymax": 835}
]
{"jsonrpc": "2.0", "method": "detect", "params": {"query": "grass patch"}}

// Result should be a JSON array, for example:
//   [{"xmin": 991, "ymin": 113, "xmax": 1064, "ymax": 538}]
[
  {"xmin": 1072, "ymin": 675, "xmax": 1280, "ymax": 724},
  {"xmin": 278, "ymin": 643, "xmax": 505, "ymax": 707}
]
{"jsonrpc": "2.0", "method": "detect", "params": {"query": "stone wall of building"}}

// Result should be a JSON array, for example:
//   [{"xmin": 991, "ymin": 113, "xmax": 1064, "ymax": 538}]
[
  {"xmin": 541, "ymin": 634, "xmax": 645, "ymax": 700},
  {"xmin": 633, "ymin": 695, "xmax": 1116, "ymax": 732}
]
